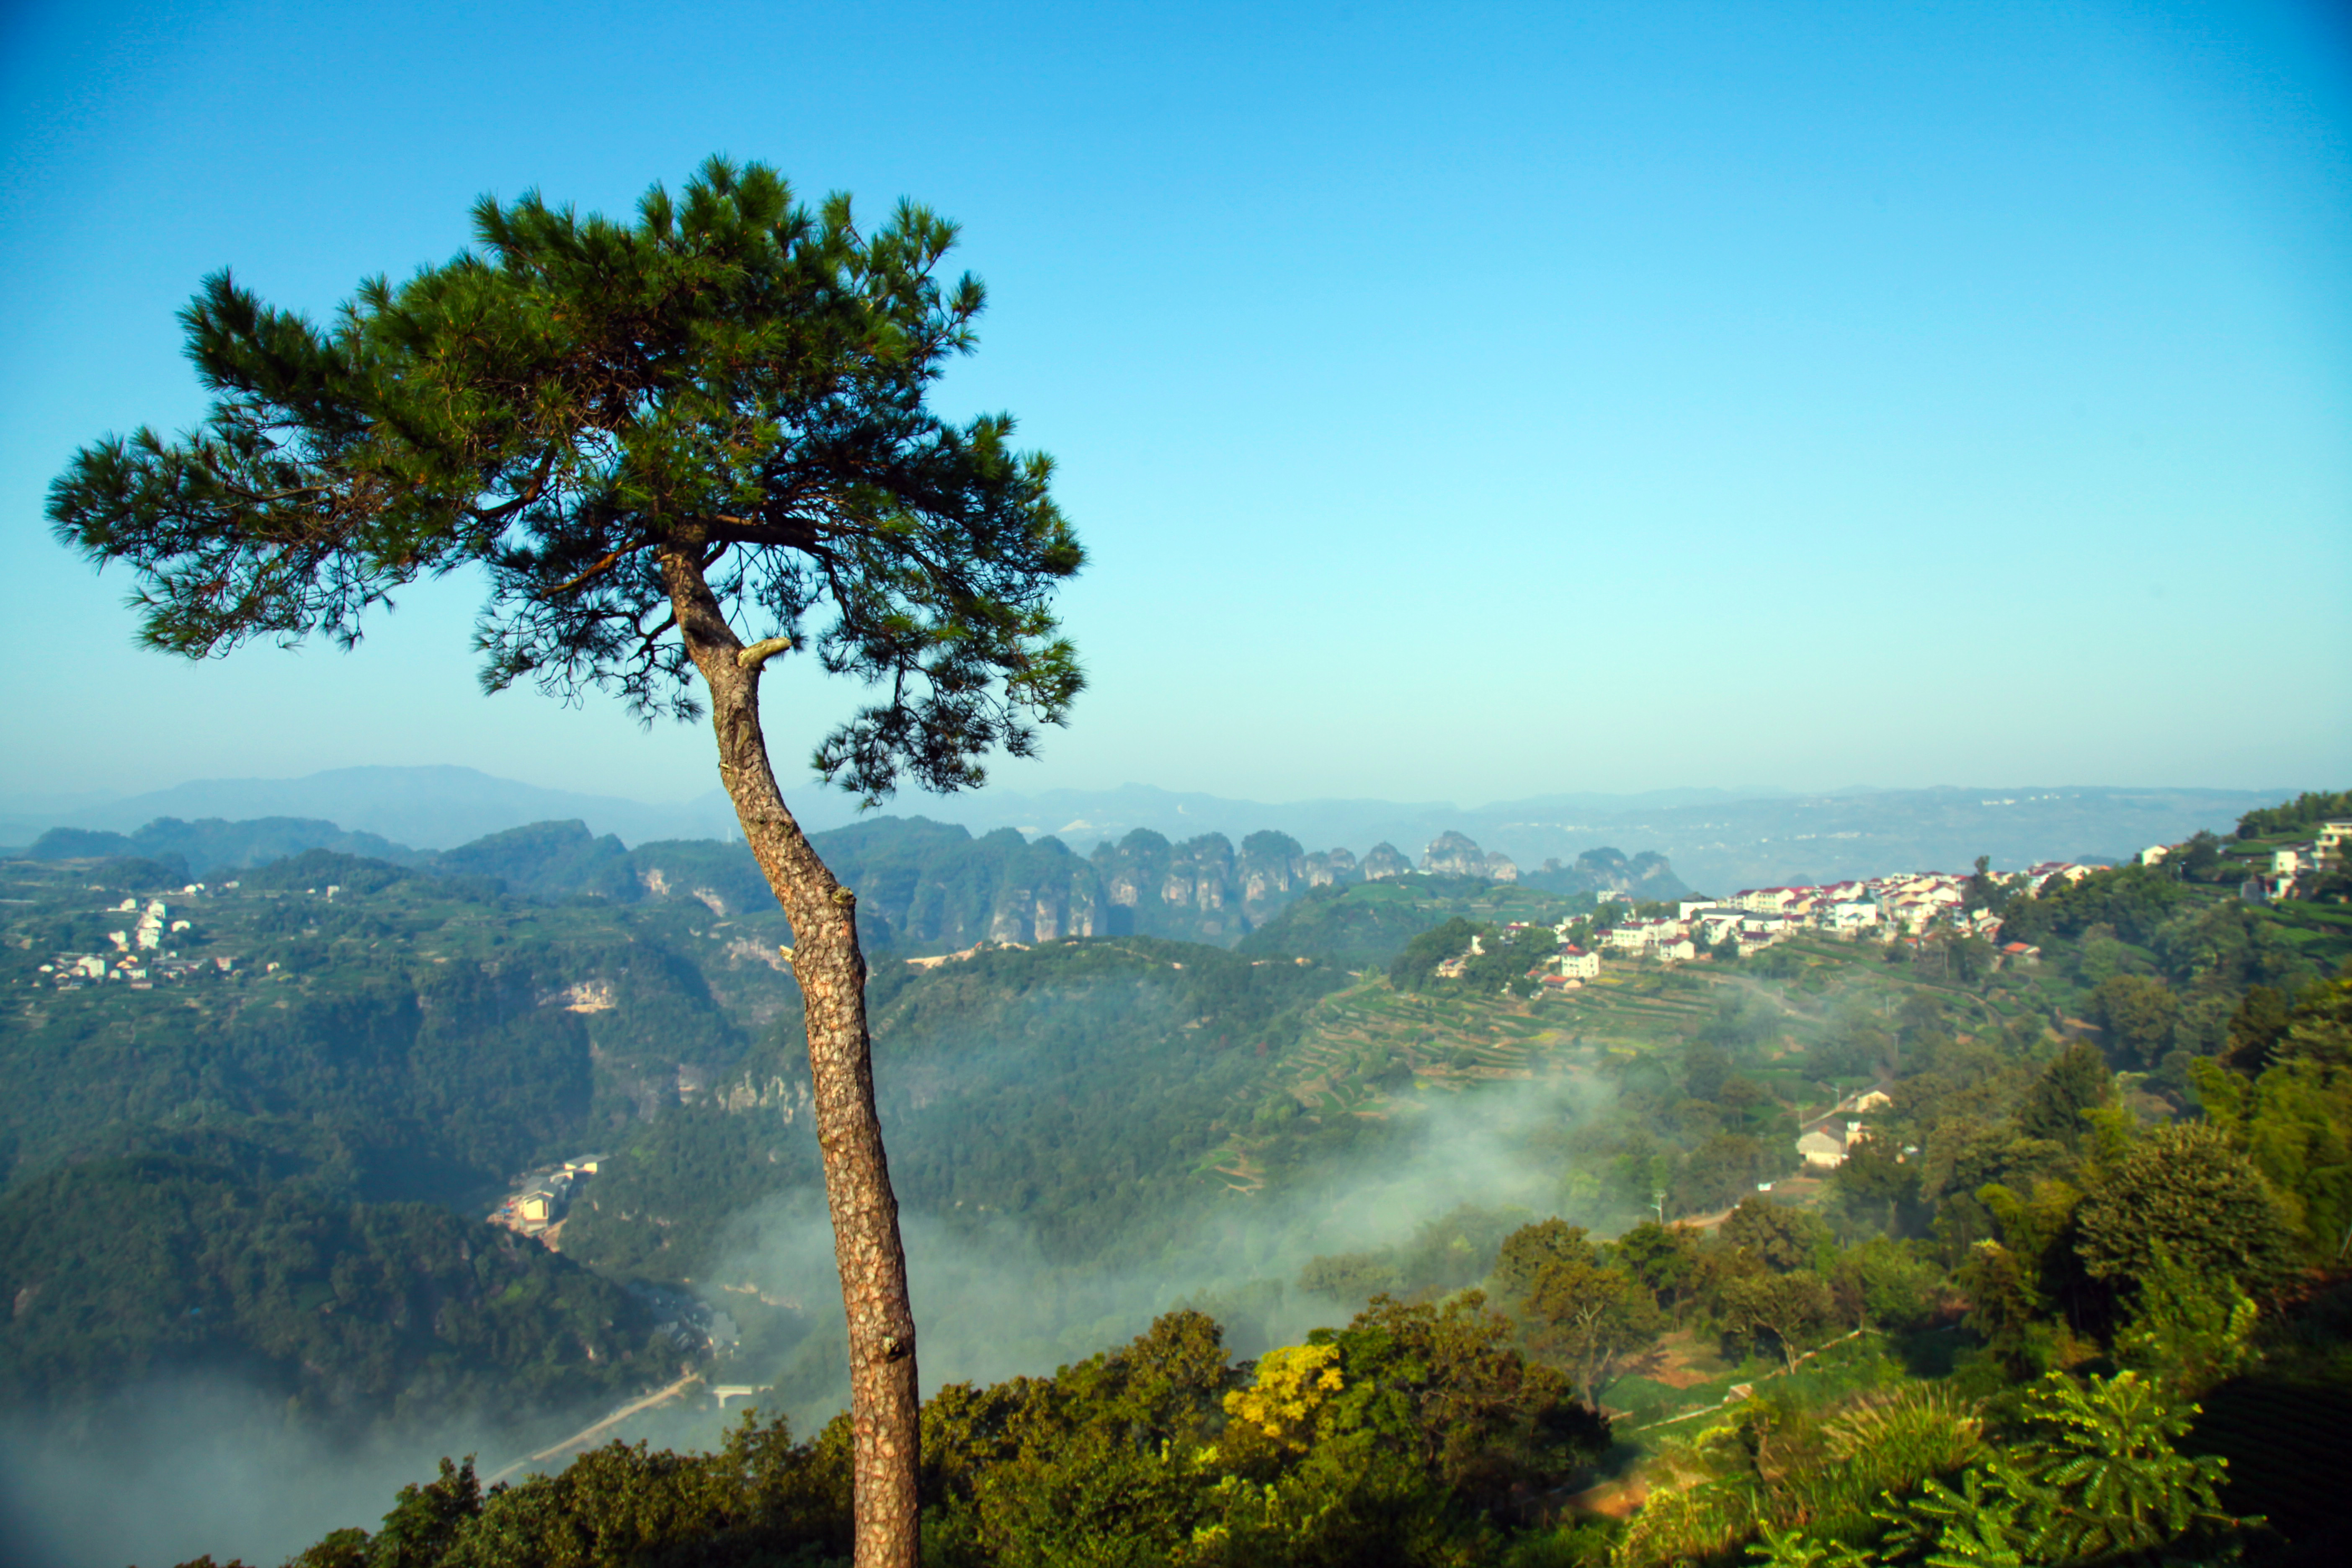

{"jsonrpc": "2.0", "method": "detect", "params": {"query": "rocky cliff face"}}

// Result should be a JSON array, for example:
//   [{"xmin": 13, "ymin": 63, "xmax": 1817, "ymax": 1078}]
[
  {"xmin": 666, "ymin": 817, "xmax": 1687, "ymax": 951},
  {"xmin": 987, "ymin": 851, "xmax": 1103, "ymax": 944},
  {"xmin": 805, "ymin": 821, "xmax": 1105, "ymax": 950},
  {"xmin": 1419, "ymin": 831, "xmax": 1520, "ymax": 882},
  {"xmin": 1089, "ymin": 829, "xmax": 1252, "ymax": 942},
  {"xmin": 1238, "ymin": 830, "xmax": 1307, "ymax": 921},
  {"xmin": 1301, "ymin": 847, "xmax": 1358, "ymax": 887}
]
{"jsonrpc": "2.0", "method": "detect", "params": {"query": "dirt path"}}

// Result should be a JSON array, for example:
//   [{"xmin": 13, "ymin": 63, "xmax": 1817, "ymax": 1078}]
[{"xmin": 1619, "ymin": 1327, "xmax": 1873, "ymax": 1435}]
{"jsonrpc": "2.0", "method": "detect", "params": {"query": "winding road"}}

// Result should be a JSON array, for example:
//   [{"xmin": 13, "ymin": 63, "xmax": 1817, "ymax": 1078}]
[{"xmin": 485, "ymin": 1372, "xmax": 704, "ymax": 1484}]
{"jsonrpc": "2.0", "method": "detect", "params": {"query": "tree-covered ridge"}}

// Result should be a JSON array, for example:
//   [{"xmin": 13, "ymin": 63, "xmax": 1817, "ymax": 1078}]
[
  {"xmin": 2234, "ymin": 790, "xmax": 2352, "ymax": 841},
  {"xmin": 1239, "ymin": 877, "xmax": 1607, "ymax": 970},
  {"xmin": 557, "ymin": 937, "xmax": 1350, "ymax": 1281},
  {"xmin": 0, "ymin": 1152, "xmax": 663, "ymax": 1431},
  {"xmin": 25, "ymin": 816, "xmax": 426, "ymax": 876},
  {"xmin": 0, "ymin": 854, "xmax": 755, "ymax": 1199}
]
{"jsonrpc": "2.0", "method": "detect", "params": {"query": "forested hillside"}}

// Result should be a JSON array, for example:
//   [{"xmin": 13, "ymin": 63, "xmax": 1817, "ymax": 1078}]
[
  {"xmin": 5, "ymin": 793, "xmax": 2352, "ymax": 1566},
  {"xmin": 0, "ymin": 1152, "xmax": 664, "ymax": 1429}
]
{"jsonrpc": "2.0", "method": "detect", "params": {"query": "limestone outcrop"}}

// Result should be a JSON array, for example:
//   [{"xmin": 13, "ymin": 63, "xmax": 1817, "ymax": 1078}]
[{"xmin": 1419, "ymin": 831, "xmax": 1520, "ymax": 882}]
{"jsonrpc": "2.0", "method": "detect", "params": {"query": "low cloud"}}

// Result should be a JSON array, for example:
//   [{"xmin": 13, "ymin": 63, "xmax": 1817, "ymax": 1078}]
[
  {"xmin": 706, "ymin": 1068, "xmax": 1616, "ymax": 1434},
  {"xmin": 0, "ymin": 1377, "xmax": 513, "ymax": 1568}
]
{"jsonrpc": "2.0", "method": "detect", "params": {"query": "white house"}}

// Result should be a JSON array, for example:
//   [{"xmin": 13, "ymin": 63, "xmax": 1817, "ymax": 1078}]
[
  {"xmin": 1798, "ymin": 1129, "xmax": 1848, "ymax": 1168},
  {"xmin": 1695, "ymin": 911, "xmax": 1745, "ymax": 947},
  {"xmin": 1825, "ymin": 900, "xmax": 1880, "ymax": 934}
]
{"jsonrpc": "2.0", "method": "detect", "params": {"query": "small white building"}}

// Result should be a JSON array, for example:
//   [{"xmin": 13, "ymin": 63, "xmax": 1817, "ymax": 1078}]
[
  {"xmin": 1825, "ymin": 900, "xmax": 1880, "ymax": 933},
  {"xmin": 1555, "ymin": 947, "xmax": 1600, "ymax": 980},
  {"xmin": 1695, "ymin": 911, "xmax": 1745, "ymax": 947},
  {"xmin": 1798, "ymin": 1129, "xmax": 1848, "ymax": 1168}
]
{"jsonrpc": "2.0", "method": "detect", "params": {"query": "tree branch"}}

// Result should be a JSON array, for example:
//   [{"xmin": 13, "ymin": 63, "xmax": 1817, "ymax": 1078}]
[
  {"xmin": 544, "ymin": 547, "xmax": 632, "ymax": 598},
  {"xmin": 736, "ymin": 635, "xmax": 794, "ymax": 672}
]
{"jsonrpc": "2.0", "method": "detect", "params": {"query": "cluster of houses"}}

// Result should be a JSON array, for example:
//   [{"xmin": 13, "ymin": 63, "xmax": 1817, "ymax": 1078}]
[
  {"xmin": 36, "ymin": 888, "xmax": 237, "ymax": 990},
  {"xmin": 1518, "ymin": 862, "xmax": 2100, "ymax": 993},
  {"xmin": 2227, "ymin": 818, "xmax": 2352, "ymax": 903},
  {"xmin": 488, "ymin": 1154, "xmax": 607, "ymax": 1240}
]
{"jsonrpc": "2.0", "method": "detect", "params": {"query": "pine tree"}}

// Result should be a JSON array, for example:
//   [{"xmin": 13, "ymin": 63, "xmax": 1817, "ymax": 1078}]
[{"xmin": 47, "ymin": 157, "xmax": 1085, "ymax": 1568}]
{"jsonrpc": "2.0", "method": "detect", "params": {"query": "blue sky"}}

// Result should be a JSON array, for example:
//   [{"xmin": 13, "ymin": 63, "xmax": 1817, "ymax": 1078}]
[{"xmin": 2, "ymin": 0, "xmax": 2346, "ymax": 810}]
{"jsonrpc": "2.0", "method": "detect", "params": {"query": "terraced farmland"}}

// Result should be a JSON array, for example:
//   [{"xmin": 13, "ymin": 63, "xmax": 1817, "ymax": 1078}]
[{"xmin": 1184, "ymin": 933, "xmax": 2048, "ymax": 1200}]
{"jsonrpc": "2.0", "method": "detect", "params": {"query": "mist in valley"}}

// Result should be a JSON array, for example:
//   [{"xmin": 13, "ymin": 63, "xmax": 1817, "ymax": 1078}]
[
  {"xmin": 0, "ymin": 1376, "xmax": 534, "ymax": 1568},
  {"xmin": 652, "ymin": 1063, "xmax": 1619, "ymax": 1452},
  {"xmin": 0, "ymin": 1053, "xmax": 1617, "ymax": 1568}
]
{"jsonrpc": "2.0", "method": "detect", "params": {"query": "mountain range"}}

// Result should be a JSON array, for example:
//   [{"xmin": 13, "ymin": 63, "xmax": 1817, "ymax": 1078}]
[{"xmin": 0, "ymin": 767, "xmax": 2292, "ymax": 893}]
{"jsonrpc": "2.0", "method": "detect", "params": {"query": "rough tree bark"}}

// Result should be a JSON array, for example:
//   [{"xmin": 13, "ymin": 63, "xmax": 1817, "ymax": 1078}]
[{"xmin": 663, "ymin": 538, "xmax": 919, "ymax": 1568}]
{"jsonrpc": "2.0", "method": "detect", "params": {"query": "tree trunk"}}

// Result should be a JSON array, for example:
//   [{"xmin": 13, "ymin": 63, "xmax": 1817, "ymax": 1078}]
[{"xmin": 662, "ymin": 543, "xmax": 919, "ymax": 1568}]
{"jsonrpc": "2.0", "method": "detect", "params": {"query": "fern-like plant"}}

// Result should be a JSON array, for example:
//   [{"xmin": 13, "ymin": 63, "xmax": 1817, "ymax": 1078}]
[
  {"xmin": 1745, "ymin": 1522, "xmax": 1871, "ymax": 1567},
  {"xmin": 1871, "ymin": 1465, "xmax": 2037, "ymax": 1567},
  {"xmin": 1871, "ymin": 1372, "xmax": 2249, "ymax": 1566},
  {"xmin": 2005, "ymin": 1369, "xmax": 2233, "ymax": 1563},
  {"xmin": 1824, "ymin": 1384, "xmax": 1987, "ymax": 1493}
]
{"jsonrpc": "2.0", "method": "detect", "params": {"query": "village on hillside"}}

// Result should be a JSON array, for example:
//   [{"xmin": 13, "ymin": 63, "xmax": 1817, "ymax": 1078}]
[
  {"xmin": 1443, "ymin": 859, "xmax": 2131, "ymax": 1180},
  {"xmin": 1457, "ymin": 860, "xmax": 2112, "ymax": 997},
  {"xmin": 33, "ymin": 885, "xmax": 243, "ymax": 990}
]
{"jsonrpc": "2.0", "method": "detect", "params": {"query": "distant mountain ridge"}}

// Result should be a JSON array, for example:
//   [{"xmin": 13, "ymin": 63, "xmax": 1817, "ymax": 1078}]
[
  {"xmin": 0, "ymin": 765, "xmax": 2291, "ymax": 892},
  {"xmin": 11, "ymin": 814, "xmax": 1684, "ymax": 954},
  {"xmin": 0, "ymin": 765, "xmax": 742, "ymax": 851}
]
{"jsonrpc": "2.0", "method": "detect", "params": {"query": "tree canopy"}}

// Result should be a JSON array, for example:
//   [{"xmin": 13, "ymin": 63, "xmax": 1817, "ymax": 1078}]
[{"xmin": 49, "ymin": 157, "xmax": 1083, "ymax": 802}]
